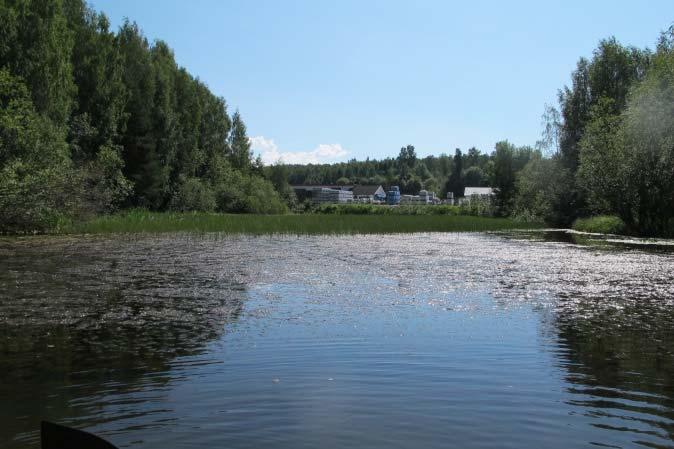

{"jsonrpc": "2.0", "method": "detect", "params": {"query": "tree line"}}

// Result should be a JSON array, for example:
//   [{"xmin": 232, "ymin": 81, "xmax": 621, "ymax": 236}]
[
  {"xmin": 282, "ymin": 143, "xmax": 536, "ymax": 214},
  {"xmin": 0, "ymin": 0, "xmax": 286, "ymax": 232},
  {"xmin": 284, "ymin": 27, "xmax": 674, "ymax": 236},
  {"xmin": 1, "ymin": 1, "xmax": 672, "ymax": 236},
  {"xmin": 519, "ymin": 28, "xmax": 674, "ymax": 235}
]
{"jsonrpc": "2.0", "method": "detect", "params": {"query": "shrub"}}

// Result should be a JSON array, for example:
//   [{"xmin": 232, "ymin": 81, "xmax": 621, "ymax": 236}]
[
  {"xmin": 170, "ymin": 177, "xmax": 216, "ymax": 212},
  {"xmin": 573, "ymin": 215, "xmax": 626, "ymax": 234}
]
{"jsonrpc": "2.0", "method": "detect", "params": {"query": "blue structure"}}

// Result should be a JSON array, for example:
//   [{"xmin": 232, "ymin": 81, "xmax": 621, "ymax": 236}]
[{"xmin": 386, "ymin": 186, "xmax": 400, "ymax": 205}]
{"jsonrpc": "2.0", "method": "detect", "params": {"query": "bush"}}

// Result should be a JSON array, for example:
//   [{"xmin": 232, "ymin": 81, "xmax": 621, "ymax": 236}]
[
  {"xmin": 573, "ymin": 215, "xmax": 626, "ymax": 234},
  {"xmin": 212, "ymin": 166, "xmax": 287, "ymax": 214},
  {"xmin": 457, "ymin": 197, "xmax": 495, "ymax": 217},
  {"xmin": 170, "ymin": 177, "xmax": 216, "ymax": 212}
]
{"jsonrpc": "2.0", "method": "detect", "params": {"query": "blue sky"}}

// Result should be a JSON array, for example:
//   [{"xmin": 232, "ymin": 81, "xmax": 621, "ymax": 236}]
[{"xmin": 90, "ymin": 0, "xmax": 672, "ymax": 164}]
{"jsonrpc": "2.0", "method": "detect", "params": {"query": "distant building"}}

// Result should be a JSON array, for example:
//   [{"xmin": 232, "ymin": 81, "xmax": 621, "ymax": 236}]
[
  {"xmin": 291, "ymin": 185, "xmax": 353, "ymax": 204},
  {"xmin": 400, "ymin": 190, "xmax": 437, "ymax": 205},
  {"xmin": 459, "ymin": 187, "xmax": 495, "ymax": 205},
  {"xmin": 464, "ymin": 187, "xmax": 494, "ymax": 197},
  {"xmin": 313, "ymin": 187, "xmax": 353, "ymax": 204},
  {"xmin": 352, "ymin": 185, "xmax": 386, "ymax": 203}
]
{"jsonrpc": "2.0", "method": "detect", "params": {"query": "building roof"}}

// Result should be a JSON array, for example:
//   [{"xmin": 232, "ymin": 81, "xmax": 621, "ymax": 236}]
[
  {"xmin": 464, "ymin": 187, "xmax": 494, "ymax": 196},
  {"xmin": 351, "ymin": 185, "xmax": 384, "ymax": 196}
]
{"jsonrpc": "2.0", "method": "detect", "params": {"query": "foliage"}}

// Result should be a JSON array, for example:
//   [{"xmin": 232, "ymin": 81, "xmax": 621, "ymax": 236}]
[
  {"xmin": 620, "ymin": 40, "xmax": 674, "ymax": 236},
  {"xmin": 575, "ymin": 28, "xmax": 674, "ymax": 236},
  {"xmin": 212, "ymin": 166, "xmax": 287, "ymax": 214},
  {"xmin": 457, "ymin": 196, "xmax": 496, "ymax": 218},
  {"xmin": 577, "ymin": 99, "xmax": 633, "ymax": 221},
  {"xmin": 444, "ymin": 148, "xmax": 464, "ymax": 199},
  {"xmin": 0, "ymin": 0, "xmax": 286, "ymax": 232},
  {"xmin": 170, "ymin": 177, "xmax": 216, "ymax": 212},
  {"xmin": 573, "ymin": 215, "xmax": 626, "ymax": 235},
  {"xmin": 513, "ymin": 155, "xmax": 570, "ymax": 224},
  {"xmin": 0, "ymin": 69, "xmax": 82, "ymax": 232},
  {"xmin": 265, "ymin": 162, "xmax": 297, "ymax": 208},
  {"xmin": 68, "ymin": 210, "xmax": 541, "ymax": 235},
  {"xmin": 462, "ymin": 166, "xmax": 487, "ymax": 187}
]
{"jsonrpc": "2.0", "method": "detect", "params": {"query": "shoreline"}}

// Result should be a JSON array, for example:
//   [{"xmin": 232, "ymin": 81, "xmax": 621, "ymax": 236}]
[{"xmin": 60, "ymin": 211, "xmax": 542, "ymax": 235}]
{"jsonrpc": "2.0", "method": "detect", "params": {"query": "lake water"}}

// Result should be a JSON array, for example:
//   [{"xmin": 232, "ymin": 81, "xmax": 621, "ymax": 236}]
[{"xmin": 1, "ymin": 232, "xmax": 673, "ymax": 449}]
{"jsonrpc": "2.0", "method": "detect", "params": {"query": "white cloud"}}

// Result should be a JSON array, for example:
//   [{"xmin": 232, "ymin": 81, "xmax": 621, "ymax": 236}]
[{"xmin": 249, "ymin": 136, "xmax": 349, "ymax": 165}]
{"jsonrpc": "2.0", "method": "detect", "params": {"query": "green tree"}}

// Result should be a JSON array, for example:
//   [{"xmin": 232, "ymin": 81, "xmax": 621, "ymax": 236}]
[
  {"xmin": 1, "ymin": 0, "xmax": 76, "ymax": 126},
  {"xmin": 0, "ymin": 69, "xmax": 78, "ymax": 231},
  {"xmin": 267, "ymin": 162, "xmax": 297, "ymax": 207},
  {"xmin": 492, "ymin": 141, "xmax": 516, "ymax": 216},
  {"xmin": 397, "ymin": 144, "xmax": 417, "ymax": 177},
  {"xmin": 444, "ymin": 148, "xmax": 464, "ymax": 198},
  {"xmin": 230, "ymin": 111, "xmax": 251, "ymax": 170},
  {"xmin": 621, "ymin": 35, "xmax": 674, "ymax": 235},
  {"xmin": 577, "ymin": 98, "xmax": 633, "ymax": 223},
  {"xmin": 463, "ymin": 166, "xmax": 487, "ymax": 187}
]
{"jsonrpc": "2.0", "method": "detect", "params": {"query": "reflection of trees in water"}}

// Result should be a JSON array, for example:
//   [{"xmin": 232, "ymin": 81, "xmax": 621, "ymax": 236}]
[
  {"xmin": 550, "ymin": 294, "xmax": 674, "ymax": 445},
  {"xmin": 0, "ymin": 237, "xmax": 248, "ymax": 449}
]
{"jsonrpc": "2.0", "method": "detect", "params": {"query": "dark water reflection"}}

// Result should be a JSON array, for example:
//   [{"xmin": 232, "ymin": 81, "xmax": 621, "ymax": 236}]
[
  {"xmin": 1, "ymin": 233, "xmax": 673, "ymax": 448},
  {"xmin": 0, "ymin": 236, "xmax": 246, "ymax": 447}
]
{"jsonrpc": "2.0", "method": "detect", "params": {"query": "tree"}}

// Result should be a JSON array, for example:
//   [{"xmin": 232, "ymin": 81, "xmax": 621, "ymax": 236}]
[
  {"xmin": 535, "ymin": 103, "xmax": 561, "ymax": 156},
  {"xmin": 513, "ymin": 155, "xmax": 570, "ymax": 224},
  {"xmin": 620, "ymin": 35, "xmax": 674, "ymax": 235},
  {"xmin": 230, "ymin": 111, "xmax": 251, "ymax": 170},
  {"xmin": 397, "ymin": 144, "xmax": 416, "ymax": 177},
  {"xmin": 0, "ymin": 69, "xmax": 78, "ymax": 231},
  {"xmin": 463, "ymin": 166, "xmax": 487, "ymax": 187},
  {"xmin": 577, "ymin": 98, "xmax": 633, "ymax": 223},
  {"xmin": 444, "ymin": 148, "xmax": 464, "ymax": 198},
  {"xmin": 0, "ymin": 0, "xmax": 292, "ymax": 232},
  {"xmin": 558, "ymin": 58, "xmax": 591, "ymax": 172},
  {"xmin": 492, "ymin": 141, "xmax": 516, "ymax": 216},
  {"xmin": 267, "ymin": 162, "xmax": 296, "ymax": 207},
  {"xmin": 559, "ymin": 39, "xmax": 650, "ymax": 173},
  {"xmin": 1, "ymin": 0, "xmax": 76, "ymax": 127}
]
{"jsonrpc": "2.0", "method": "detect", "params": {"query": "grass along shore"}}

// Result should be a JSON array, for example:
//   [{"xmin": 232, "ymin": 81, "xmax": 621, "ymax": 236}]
[{"xmin": 66, "ymin": 210, "xmax": 542, "ymax": 235}]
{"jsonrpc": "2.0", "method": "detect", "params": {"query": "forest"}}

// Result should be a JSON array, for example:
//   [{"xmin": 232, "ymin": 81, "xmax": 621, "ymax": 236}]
[
  {"xmin": 1, "ymin": 0, "xmax": 673, "ymax": 236},
  {"xmin": 0, "ymin": 0, "xmax": 286, "ymax": 233}
]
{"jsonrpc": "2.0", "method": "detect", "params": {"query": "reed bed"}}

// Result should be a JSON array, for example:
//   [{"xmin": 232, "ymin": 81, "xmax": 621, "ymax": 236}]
[{"xmin": 67, "ymin": 210, "xmax": 543, "ymax": 235}]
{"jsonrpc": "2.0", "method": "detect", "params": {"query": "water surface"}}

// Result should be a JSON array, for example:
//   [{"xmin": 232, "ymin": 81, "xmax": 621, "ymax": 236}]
[{"xmin": 1, "ymin": 232, "xmax": 673, "ymax": 448}]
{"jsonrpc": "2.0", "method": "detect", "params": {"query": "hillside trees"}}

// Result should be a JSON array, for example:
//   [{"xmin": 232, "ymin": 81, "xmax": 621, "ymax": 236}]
[
  {"xmin": 0, "ymin": 0, "xmax": 285, "ymax": 232},
  {"xmin": 577, "ymin": 29, "xmax": 674, "ymax": 235},
  {"xmin": 0, "ymin": 69, "xmax": 79, "ymax": 231}
]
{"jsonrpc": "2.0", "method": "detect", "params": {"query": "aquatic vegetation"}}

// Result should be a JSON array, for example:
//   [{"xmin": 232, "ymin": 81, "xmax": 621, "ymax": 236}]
[
  {"xmin": 66, "ymin": 210, "xmax": 541, "ymax": 235},
  {"xmin": 572, "ymin": 215, "xmax": 626, "ymax": 235}
]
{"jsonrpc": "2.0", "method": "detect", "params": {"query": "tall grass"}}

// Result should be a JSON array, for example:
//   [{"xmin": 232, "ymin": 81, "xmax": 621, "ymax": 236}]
[
  {"xmin": 66, "ymin": 210, "xmax": 543, "ymax": 235},
  {"xmin": 573, "ymin": 215, "xmax": 626, "ymax": 235}
]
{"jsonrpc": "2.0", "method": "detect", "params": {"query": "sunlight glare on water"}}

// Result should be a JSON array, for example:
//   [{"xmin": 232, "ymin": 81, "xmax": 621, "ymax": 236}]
[{"xmin": 1, "ymin": 232, "xmax": 673, "ymax": 449}]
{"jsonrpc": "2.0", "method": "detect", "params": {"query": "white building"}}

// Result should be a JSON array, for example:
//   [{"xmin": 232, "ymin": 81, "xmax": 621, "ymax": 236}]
[
  {"xmin": 459, "ymin": 187, "xmax": 495, "ymax": 205},
  {"xmin": 464, "ymin": 187, "xmax": 494, "ymax": 197}
]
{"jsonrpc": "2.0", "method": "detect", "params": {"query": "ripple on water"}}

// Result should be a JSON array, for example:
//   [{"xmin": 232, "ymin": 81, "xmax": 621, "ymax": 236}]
[{"xmin": 1, "ymin": 232, "xmax": 673, "ymax": 449}]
